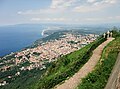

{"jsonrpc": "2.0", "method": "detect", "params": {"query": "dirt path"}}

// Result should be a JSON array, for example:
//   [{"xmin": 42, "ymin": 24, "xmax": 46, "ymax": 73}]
[
  {"xmin": 105, "ymin": 52, "xmax": 120, "ymax": 89},
  {"xmin": 55, "ymin": 38, "xmax": 114, "ymax": 89}
]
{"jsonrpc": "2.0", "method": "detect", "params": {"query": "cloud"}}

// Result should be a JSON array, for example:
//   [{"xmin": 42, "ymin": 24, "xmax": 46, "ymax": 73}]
[
  {"xmin": 74, "ymin": 0, "xmax": 118, "ymax": 12},
  {"xmin": 85, "ymin": 18, "xmax": 103, "ymax": 21},
  {"xmin": 87, "ymin": 0, "xmax": 96, "ymax": 3},
  {"xmin": 18, "ymin": 0, "xmax": 119, "ymax": 15},
  {"xmin": 17, "ymin": 9, "xmax": 60, "ymax": 15},
  {"xmin": 17, "ymin": 0, "xmax": 77, "ymax": 15},
  {"xmin": 107, "ymin": 16, "xmax": 120, "ymax": 19},
  {"xmin": 116, "ymin": 16, "xmax": 120, "ymax": 19},
  {"xmin": 50, "ymin": 0, "xmax": 118, "ymax": 13},
  {"xmin": 84, "ymin": 15, "xmax": 120, "ymax": 22},
  {"xmin": 16, "ymin": 0, "xmax": 120, "ymax": 24},
  {"xmin": 50, "ymin": 0, "xmax": 77, "ymax": 9},
  {"xmin": 30, "ymin": 17, "xmax": 68, "ymax": 22}
]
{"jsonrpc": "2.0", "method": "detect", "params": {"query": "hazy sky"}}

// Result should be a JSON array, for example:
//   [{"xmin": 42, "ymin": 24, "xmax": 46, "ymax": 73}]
[{"xmin": 0, "ymin": 0, "xmax": 120, "ymax": 25}]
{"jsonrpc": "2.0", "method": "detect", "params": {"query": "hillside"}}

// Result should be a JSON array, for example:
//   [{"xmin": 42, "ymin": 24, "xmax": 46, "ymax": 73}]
[
  {"xmin": 29, "ymin": 36, "xmax": 106, "ymax": 89},
  {"xmin": 55, "ymin": 38, "xmax": 114, "ymax": 89},
  {"xmin": 0, "ymin": 28, "xmax": 120, "ymax": 89},
  {"xmin": 0, "ymin": 30, "xmax": 99, "ymax": 89},
  {"xmin": 31, "ymin": 28, "xmax": 120, "ymax": 89},
  {"xmin": 77, "ymin": 30, "xmax": 120, "ymax": 89}
]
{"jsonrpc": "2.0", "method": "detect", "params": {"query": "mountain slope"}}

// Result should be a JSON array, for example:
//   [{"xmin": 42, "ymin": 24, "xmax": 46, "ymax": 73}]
[
  {"xmin": 77, "ymin": 30, "xmax": 120, "ymax": 89},
  {"xmin": 55, "ymin": 38, "xmax": 114, "ymax": 89},
  {"xmin": 29, "ymin": 37, "xmax": 106, "ymax": 89}
]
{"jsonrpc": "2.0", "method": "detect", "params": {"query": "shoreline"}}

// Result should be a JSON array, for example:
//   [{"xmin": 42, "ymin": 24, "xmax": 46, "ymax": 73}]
[{"xmin": 0, "ymin": 30, "xmax": 45, "ymax": 58}]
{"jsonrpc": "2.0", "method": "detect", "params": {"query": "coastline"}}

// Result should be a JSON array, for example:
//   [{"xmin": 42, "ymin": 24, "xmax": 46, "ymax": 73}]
[
  {"xmin": 0, "ymin": 30, "xmax": 44, "ymax": 57},
  {"xmin": 0, "ymin": 28, "xmax": 55, "ymax": 57}
]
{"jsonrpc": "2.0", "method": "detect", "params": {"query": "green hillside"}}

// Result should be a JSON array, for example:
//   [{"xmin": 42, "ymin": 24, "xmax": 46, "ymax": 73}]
[
  {"xmin": 77, "ymin": 30, "xmax": 120, "ymax": 89},
  {"xmin": 29, "ymin": 37, "xmax": 106, "ymax": 89}
]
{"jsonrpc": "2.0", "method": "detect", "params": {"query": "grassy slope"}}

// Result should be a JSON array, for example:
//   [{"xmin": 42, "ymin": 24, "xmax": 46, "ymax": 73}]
[
  {"xmin": 30, "ymin": 37, "xmax": 106, "ymax": 89},
  {"xmin": 77, "ymin": 36, "xmax": 120, "ymax": 89}
]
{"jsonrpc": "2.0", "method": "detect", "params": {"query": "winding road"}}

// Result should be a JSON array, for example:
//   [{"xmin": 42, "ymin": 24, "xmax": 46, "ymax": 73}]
[{"xmin": 55, "ymin": 38, "xmax": 114, "ymax": 89}]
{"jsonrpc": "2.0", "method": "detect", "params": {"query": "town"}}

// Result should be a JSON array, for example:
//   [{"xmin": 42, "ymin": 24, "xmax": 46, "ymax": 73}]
[{"xmin": 0, "ymin": 32, "xmax": 98, "ymax": 86}]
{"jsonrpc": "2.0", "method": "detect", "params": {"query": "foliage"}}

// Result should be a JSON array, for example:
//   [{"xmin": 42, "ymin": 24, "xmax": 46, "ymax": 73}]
[
  {"xmin": 30, "ymin": 31, "xmax": 66, "ymax": 48},
  {"xmin": 111, "ymin": 26, "xmax": 120, "ymax": 38},
  {"xmin": 77, "ymin": 37, "xmax": 120, "ymax": 89},
  {"xmin": 0, "ymin": 63, "xmax": 51, "ymax": 89}
]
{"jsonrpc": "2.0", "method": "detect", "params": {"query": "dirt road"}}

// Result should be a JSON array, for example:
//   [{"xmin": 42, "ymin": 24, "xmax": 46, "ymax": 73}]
[{"xmin": 55, "ymin": 38, "xmax": 114, "ymax": 89}]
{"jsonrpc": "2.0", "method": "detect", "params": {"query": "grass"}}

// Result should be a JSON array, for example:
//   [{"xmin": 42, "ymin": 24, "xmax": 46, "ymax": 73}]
[
  {"xmin": 30, "ymin": 37, "xmax": 106, "ymax": 89},
  {"xmin": 77, "ymin": 37, "xmax": 120, "ymax": 89}
]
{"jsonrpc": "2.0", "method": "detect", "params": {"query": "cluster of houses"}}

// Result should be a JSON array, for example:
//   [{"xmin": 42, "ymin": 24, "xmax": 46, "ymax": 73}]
[
  {"xmin": 13, "ymin": 33, "xmax": 98, "ymax": 65},
  {"xmin": 0, "ymin": 33, "xmax": 98, "ymax": 72},
  {"xmin": 0, "ymin": 33, "xmax": 98, "ymax": 86}
]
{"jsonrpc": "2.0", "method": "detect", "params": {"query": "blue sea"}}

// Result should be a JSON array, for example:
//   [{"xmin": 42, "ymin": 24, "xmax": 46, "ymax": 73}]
[
  {"xmin": 0, "ymin": 23, "xmax": 112, "ymax": 57},
  {"xmin": 0, "ymin": 24, "xmax": 44, "ymax": 57}
]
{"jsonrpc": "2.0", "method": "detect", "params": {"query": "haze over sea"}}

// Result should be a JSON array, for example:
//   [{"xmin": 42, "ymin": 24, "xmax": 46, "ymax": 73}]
[{"xmin": 0, "ymin": 24, "xmax": 43, "ymax": 57}]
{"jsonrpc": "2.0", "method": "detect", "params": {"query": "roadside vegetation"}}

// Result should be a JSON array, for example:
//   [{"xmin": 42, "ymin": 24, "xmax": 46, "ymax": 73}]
[
  {"xmin": 30, "ymin": 36, "xmax": 106, "ymax": 89},
  {"xmin": 77, "ymin": 29, "xmax": 120, "ymax": 89}
]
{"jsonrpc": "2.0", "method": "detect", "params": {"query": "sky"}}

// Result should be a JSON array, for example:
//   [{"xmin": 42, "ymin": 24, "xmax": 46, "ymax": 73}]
[{"xmin": 0, "ymin": 0, "xmax": 120, "ymax": 26}]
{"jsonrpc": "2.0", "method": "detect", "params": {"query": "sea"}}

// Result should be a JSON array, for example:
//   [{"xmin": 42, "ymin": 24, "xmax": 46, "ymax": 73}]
[
  {"xmin": 0, "ymin": 24, "xmax": 44, "ymax": 57},
  {"xmin": 0, "ymin": 23, "xmax": 114, "ymax": 57}
]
